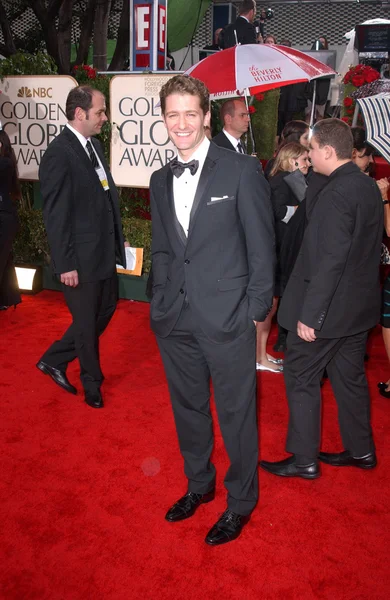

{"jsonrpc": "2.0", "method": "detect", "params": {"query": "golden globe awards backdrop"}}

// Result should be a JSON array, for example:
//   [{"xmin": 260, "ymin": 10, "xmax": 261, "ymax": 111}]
[
  {"xmin": 110, "ymin": 73, "xmax": 176, "ymax": 188},
  {"xmin": 0, "ymin": 76, "xmax": 78, "ymax": 181}
]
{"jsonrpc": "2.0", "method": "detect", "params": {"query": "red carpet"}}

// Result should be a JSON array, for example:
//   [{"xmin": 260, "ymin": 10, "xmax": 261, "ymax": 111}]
[{"xmin": 1, "ymin": 291, "xmax": 389, "ymax": 599}]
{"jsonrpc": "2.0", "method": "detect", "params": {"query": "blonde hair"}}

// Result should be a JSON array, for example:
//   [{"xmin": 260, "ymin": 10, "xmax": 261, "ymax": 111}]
[{"xmin": 269, "ymin": 142, "xmax": 307, "ymax": 178}]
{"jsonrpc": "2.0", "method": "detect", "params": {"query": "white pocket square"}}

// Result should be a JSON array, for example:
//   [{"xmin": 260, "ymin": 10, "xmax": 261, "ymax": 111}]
[{"xmin": 210, "ymin": 195, "xmax": 229, "ymax": 202}]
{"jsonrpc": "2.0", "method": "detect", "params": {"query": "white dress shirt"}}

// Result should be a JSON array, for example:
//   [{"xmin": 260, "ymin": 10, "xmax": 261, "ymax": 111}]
[
  {"xmin": 223, "ymin": 128, "xmax": 244, "ymax": 153},
  {"xmin": 66, "ymin": 123, "xmax": 106, "ymax": 174},
  {"xmin": 173, "ymin": 136, "xmax": 210, "ymax": 237}
]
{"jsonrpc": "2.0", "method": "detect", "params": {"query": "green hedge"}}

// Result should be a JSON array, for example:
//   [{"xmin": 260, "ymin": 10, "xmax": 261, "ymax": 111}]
[{"xmin": 14, "ymin": 208, "xmax": 152, "ymax": 274}]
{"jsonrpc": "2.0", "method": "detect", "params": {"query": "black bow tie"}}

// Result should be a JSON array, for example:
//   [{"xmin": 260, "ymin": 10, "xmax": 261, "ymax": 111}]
[{"xmin": 170, "ymin": 157, "xmax": 199, "ymax": 178}]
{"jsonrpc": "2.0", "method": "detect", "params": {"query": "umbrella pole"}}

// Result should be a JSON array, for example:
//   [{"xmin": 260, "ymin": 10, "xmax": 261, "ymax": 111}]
[
  {"xmin": 310, "ymin": 80, "xmax": 317, "ymax": 127},
  {"xmin": 244, "ymin": 89, "xmax": 256, "ymax": 154},
  {"xmin": 352, "ymin": 103, "xmax": 360, "ymax": 127}
]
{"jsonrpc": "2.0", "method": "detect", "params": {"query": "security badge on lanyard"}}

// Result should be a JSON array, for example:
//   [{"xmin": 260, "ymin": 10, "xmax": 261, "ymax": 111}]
[{"xmin": 96, "ymin": 166, "xmax": 109, "ymax": 191}]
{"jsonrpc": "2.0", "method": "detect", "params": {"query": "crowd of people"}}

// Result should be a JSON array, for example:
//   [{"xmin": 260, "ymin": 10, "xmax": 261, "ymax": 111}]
[{"xmin": 1, "ymin": 62, "xmax": 389, "ymax": 548}]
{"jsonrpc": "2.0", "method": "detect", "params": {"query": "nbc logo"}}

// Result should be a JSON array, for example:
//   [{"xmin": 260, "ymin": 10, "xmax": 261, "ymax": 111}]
[
  {"xmin": 17, "ymin": 87, "xmax": 32, "ymax": 98},
  {"xmin": 17, "ymin": 86, "xmax": 53, "ymax": 98}
]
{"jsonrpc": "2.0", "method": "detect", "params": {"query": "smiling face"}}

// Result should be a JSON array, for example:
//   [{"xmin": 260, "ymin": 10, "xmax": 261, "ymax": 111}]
[
  {"xmin": 163, "ymin": 93, "xmax": 210, "ymax": 161},
  {"xmin": 289, "ymin": 151, "xmax": 310, "ymax": 175}
]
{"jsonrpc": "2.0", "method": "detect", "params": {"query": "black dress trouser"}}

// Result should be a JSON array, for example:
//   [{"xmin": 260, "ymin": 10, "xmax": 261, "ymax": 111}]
[
  {"xmin": 284, "ymin": 330, "xmax": 375, "ymax": 459},
  {"xmin": 40, "ymin": 272, "xmax": 117, "ymax": 393},
  {"xmin": 156, "ymin": 303, "xmax": 259, "ymax": 516}
]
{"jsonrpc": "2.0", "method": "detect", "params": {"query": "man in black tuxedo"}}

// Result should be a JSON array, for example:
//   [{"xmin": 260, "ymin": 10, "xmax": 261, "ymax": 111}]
[
  {"xmin": 37, "ymin": 86, "xmax": 125, "ymax": 409},
  {"xmin": 212, "ymin": 99, "xmax": 250, "ymax": 154},
  {"xmin": 260, "ymin": 119, "xmax": 383, "ymax": 479},
  {"xmin": 150, "ymin": 75, "xmax": 274, "ymax": 545},
  {"xmin": 220, "ymin": 0, "xmax": 257, "ymax": 48}
]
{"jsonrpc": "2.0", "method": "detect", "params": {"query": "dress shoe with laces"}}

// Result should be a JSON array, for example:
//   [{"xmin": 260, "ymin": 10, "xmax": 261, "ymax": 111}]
[
  {"xmin": 205, "ymin": 509, "xmax": 249, "ymax": 546},
  {"xmin": 318, "ymin": 450, "xmax": 377, "ymax": 469},
  {"xmin": 84, "ymin": 390, "xmax": 104, "ymax": 409},
  {"xmin": 165, "ymin": 490, "xmax": 215, "ymax": 522},
  {"xmin": 260, "ymin": 455, "xmax": 320, "ymax": 479},
  {"xmin": 36, "ymin": 360, "xmax": 77, "ymax": 395}
]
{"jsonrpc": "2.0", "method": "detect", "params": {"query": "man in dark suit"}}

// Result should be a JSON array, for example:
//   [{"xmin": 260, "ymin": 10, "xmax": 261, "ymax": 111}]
[
  {"xmin": 150, "ymin": 75, "xmax": 274, "ymax": 545},
  {"xmin": 212, "ymin": 99, "xmax": 250, "ymax": 154},
  {"xmin": 260, "ymin": 119, "xmax": 383, "ymax": 479},
  {"xmin": 36, "ymin": 86, "xmax": 125, "ymax": 409},
  {"xmin": 220, "ymin": 0, "xmax": 257, "ymax": 48}
]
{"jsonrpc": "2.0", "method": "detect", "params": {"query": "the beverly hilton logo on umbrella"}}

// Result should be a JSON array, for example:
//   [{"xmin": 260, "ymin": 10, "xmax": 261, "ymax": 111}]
[{"xmin": 249, "ymin": 65, "xmax": 283, "ymax": 84}]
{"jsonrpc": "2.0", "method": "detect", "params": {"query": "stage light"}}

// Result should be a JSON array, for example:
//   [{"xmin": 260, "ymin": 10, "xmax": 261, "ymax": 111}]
[{"xmin": 15, "ymin": 265, "xmax": 43, "ymax": 294}]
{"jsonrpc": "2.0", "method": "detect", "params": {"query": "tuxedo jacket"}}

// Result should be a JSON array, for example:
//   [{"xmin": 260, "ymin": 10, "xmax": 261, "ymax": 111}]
[
  {"xmin": 149, "ymin": 142, "xmax": 275, "ymax": 343},
  {"xmin": 221, "ymin": 16, "xmax": 257, "ymax": 48},
  {"xmin": 39, "ymin": 127, "xmax": 125, "ymax": 283},
  {"xmin": 278, "ymin": 162, "xmax": 383, "ymax": 337},
  {"xmin": 212, "ymin": 131, "xmax": 237, "ymax": 153}
]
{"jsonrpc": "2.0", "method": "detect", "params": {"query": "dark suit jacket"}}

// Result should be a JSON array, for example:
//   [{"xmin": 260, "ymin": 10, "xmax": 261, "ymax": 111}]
[
  {"xmin": 0, "ymin": 157, "xmax": 16, "ymax": 214},
  {"xmin": 278, "ymin": 162, "xmax": 384, "ymax": 337},
  {"xmin": 149, "ymin": 142, "xmax": 275, "ymax": 343},
  {"xmin": 212, "ymin": 131, "xmax": 237, "ymax": 153},
  {"xmin": 39, "ymin": 127, "xmax": 125, "ymax": 283},
  {"xmin": 221, "ymin": 16, "xmax": 257, "ymax": 48}
]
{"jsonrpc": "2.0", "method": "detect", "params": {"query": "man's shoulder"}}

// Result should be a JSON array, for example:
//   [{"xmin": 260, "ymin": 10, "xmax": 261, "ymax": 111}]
[{"xmin": 150, "ymin": 162, "xmax": 170, "ymax": 187}]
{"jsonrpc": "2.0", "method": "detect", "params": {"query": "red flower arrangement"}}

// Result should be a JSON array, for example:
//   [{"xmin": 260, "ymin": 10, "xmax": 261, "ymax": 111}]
[
  {"xmin": 72, "ymin": 64, "xmax": 97, "ymax": 81},
  {"xmin": 248, "ymin": 105, "xmax": 256, "ymax": 114},
  {"xmin": 254, "ymin": 93, "xmax": 265, "ymax": 102},
  {"xmin": 341, "ymin": 64, "xmax": 380, "ymax": 125},
  {"xmin": 343, "ymin": 64, "xmax": 380, "ymax": 87}
]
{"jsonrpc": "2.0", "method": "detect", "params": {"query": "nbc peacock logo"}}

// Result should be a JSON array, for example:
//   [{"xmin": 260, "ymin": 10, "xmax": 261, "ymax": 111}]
[
  {"xmin": 17, "ymin": 87, "xmax": 32, "ymax": 98},
  {"xmin": 17, "ymin": 86, "xmax": 53, "ymax": 98}
]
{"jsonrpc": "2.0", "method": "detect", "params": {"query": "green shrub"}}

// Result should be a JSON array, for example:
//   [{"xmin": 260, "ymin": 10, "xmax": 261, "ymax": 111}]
[
  {"xmin": 0, "ymin": 51, "xmax": 58, "ymax": 78},
  {"xmin": 13, "ymin": 209, "xmax": 152, "ymax": 273}
]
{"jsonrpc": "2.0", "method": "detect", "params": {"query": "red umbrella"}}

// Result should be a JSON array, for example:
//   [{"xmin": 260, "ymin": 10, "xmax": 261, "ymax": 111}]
[{"xmin": 185, "ymin": 44, "xmax": 336, "ymax": 99}]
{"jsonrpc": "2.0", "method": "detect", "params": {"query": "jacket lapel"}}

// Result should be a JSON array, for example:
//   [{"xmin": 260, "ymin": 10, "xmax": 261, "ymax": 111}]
[
  {"xmin": 166, "ymin": 168, "xmax": 187, "ymax": 246},
  {"xmin": 187, "ymin": 148, "xmax": 218, "ymax": 240},
  {"xmin": 63, "ymin": 127, "xmax": 97, "ymax": 176}
]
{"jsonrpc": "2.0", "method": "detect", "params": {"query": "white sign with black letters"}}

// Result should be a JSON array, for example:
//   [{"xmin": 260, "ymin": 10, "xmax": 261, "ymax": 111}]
[
  {"xmin": 110, "ymin": 73, "xmax": 176, "ymax": 188},
  {"xmin": 0, "ymin": 75, "xmax": 78, "ymax": 180}
]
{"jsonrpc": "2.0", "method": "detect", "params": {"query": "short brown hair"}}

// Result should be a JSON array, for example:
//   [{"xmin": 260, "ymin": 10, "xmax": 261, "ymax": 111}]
[
  {"xmin": 220, "ymin": 98, "xmax": 245, "ymax": 124},
  {"xmin": 239, "ymin": 0, "xmax": 256, "ymax": 16},
  {"xmin": 312, "ymin": 118, "xmax": 353, "ymax": 160},
  {"xmin": 269, "ymin": 142, "xmax": 307, "ymax": 177},
  {"xmin": 159, "ymin": 75, "xmax": 210, "ymax": 116},
  {"xmin": 66, "ymin": 86, "xmax": 103, "ymax": 121}
]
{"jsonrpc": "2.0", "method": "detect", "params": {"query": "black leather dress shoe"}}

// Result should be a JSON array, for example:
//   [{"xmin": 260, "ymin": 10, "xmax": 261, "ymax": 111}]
[
  {"xmin": 84, "ymin": 390, "xmax": 104, "ymax": 409},
  {"xmin": 36, "ymin": 360, "xmax": 77, "ymax": 395},
  {"xmin": 205, "ymin": 509, "xmax": 249, "ymax": 546},
  {"xmin": 165, "ymin": 490, "xmax": 215, "ymax": 522},
  {"xmin": 318, "ymin": 450, "xmax": 377, "ymax": 469},
  {"xmin": 377, "ymin": 382, "xmax": 390, "ymax": 398},
  {"xmin": 259, "ymin": 455, "xmax": 320, "ymax": 479}
]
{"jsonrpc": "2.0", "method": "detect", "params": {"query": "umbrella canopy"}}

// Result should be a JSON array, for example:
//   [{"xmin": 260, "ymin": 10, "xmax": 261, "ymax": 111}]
[
  {"xmin": 350, "ymin": 79, "xmax": 390, "ymax": 100},
  {"xmin": 184, "ymin": 44, "xmax": 336, "ymax": 99},
  {"xmin": 357, "ymin": 93, "xmax": 390, "ymax": 163}
]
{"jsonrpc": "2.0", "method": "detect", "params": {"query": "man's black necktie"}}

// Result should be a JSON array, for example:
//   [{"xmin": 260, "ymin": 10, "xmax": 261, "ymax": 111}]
[
  {"xmin": 170, "ymin": 157, "xmax": 199, "ymax": 178},
  {"xmin": 86, "ymin": 140, "xmax": 99, "ymax": 168},
  {"xmin": 237, "ymin": 142, "xmax": 245, "ymax": 154}
]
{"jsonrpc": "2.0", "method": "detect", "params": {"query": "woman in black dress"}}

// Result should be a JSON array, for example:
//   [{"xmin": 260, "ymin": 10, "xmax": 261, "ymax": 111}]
[
  {"xmin": 0, "ymin": 128, "xmax": 22, "ymax": 309},
  {"xmin": 256, "ymin": 142, "xmax": 310, "ymax": 372}
]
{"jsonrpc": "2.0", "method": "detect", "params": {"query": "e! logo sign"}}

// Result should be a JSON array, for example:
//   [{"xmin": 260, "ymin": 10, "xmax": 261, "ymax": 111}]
[
  {"xmin": 135, "ymin": 5, "xmax": 150, "ymax": 50},
  {"xmin": 130, "ymin": 0, "xmax": 167, "ymax": 71}
]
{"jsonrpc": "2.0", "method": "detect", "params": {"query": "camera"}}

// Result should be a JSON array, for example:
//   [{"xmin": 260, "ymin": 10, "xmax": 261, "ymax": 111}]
[{"xmin": 260, "ymin": 8, "xmax": 274, "ymax": 21}]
